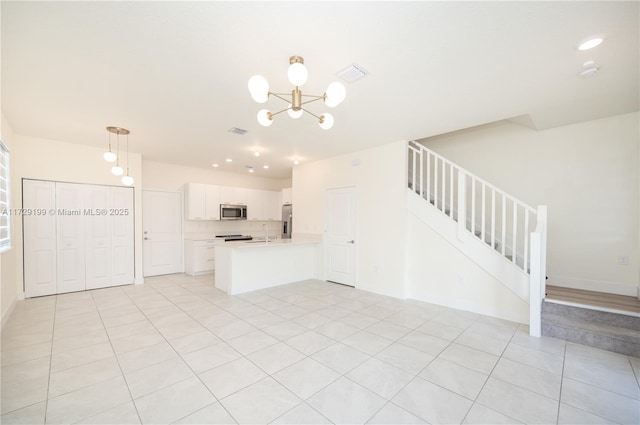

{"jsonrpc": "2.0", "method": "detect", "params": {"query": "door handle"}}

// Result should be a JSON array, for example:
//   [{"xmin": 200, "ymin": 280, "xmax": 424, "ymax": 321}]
[
  {"xmin": 347, "ymin": 240, "xmax": 355, "ymax": 244},
  {"xmin": 144, "ymin": 237, "xmax": 151, "ymax": 240}
]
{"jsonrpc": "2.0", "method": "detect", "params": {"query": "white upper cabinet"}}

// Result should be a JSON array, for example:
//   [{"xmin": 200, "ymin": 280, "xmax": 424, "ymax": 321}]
[
  {"xmin": 185, "ymin": 183, "xmax": 220, "ymax": 220},
  {"xmin": 282, "ymin": 187, "xmax": 292, "ymax": 205},
  {"xmin": 185, "ymin": 183, "xmax": 279, "ymax": 221},
  {"xmin": 234, "ymin": 187, "xmax": 247, "ymax": 205},
  {"xmin": 219, "ymin": 186, "xmax": 234, "ymax": 204},
  {"xmin": 205, "ymin": 185, "xmax": 220, "ymax": 220},
  {"xmin": 185, "ymin": 183, "xmax": 206, "ymax": 220},
  {"xmin": 262, "ymin": 190, "xmax": 281, "ymax": 221},
  {"xmin": 245, "ymin": 189, "xmax": 263, "ymax": 220}
]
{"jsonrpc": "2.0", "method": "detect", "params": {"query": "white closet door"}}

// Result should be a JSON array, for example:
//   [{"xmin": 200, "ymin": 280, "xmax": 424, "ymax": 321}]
[
  {"xmin": 23, "ymin": 180, "xmax": 57, "ymax": 297},
  {"xmin": 85, "ymin": 185, "xmax": 111, "ymax": 290},
  {"xmin": 111, "ymin": 187, "xmax": 134, "ymax": 286},
  {"xmin": 56, "ymin": 183, "xmax": 86, "ymax": 294}
]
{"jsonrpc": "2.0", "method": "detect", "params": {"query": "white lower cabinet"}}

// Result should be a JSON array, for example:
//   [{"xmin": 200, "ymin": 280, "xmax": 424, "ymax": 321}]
[
  {"xmin": 185, "ymin": 239, "xmax": 216, "ymax": 275},
  {"xmin": 23, "ymin": 179, "xmax": 134, "ymax": 297}
]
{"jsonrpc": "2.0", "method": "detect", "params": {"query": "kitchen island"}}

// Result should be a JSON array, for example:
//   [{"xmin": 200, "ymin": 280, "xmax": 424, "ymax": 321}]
[{"xmin": 214, "ymin": 236, "xmax": 322, "ymax": 295}]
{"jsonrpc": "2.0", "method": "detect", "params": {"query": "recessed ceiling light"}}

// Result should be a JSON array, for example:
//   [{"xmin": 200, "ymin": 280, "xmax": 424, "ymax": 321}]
[
  {"xmin": 263, "ymin": 165, "xmax": 269, "ymax": 169},
  {"xmin": 293, "ymin": 159, "xmax": 299, "ymax": 165},
  {"xmin": 578, "ymin": 37, "xmax": 603, "ymax": 51},
  {"xmin": 225, "ymin": 158, "xmax": 232, "ymax": 163},
  {"xmin": 212, "ymin": 163, "xmax": 219, "ymax": 167},
  {"xmin": 254, "ymin": 151, "xmax": 260, "ymax": 157},
  {"xmin": 582, "ymin": 60, "xmax": 596, "ymax": 68},
  {"xmin": 248, "ymin": 169, "xmax": 254, "ymax": 173}
]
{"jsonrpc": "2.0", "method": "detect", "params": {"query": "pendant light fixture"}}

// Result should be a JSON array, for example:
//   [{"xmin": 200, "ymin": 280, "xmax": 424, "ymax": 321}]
[
  {"xmin": 106, "ymin": 126, "xmax": 134, "ymax": 185},
  {"xmin": 248, "ymin": 56, "xmax": 346, "ymax": 130}
]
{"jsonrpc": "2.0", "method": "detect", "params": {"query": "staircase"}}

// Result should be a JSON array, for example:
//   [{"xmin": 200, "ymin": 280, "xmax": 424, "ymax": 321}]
[
  {"xmin": 542, "ymin": 300, "xmax": 640, "ymax": 357},
  {"xmin": 407, "ymin": 141, "xmax": 548, "ymax": 336}
]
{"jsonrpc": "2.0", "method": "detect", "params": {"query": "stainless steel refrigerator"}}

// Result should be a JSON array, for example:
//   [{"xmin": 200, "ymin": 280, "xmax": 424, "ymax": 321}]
[{"xmin": 282, "ymin": 204, "xmax": 292, "ymax": 239}]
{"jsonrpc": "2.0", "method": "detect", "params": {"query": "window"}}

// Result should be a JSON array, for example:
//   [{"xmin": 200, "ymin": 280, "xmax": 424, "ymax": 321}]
[{"xmin": 0, "ymin": 140, "xmax": 10, "ymax": 253}]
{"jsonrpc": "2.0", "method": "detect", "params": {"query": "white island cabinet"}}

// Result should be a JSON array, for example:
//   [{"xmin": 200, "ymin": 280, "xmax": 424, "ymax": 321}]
[
  {"xmin": 215, "ymin": 237, "xmax": 321, "ymax": 295},
  {"xmin": 185, "ymin": 239, "xmax": 217, "ymax": 275}
]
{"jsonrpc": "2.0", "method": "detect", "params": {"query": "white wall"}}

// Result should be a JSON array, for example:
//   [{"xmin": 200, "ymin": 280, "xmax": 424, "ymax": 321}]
[
  {"xmin": 420, "ymin": 112, "xmax": 640, "ymax": 296},
  {"xmin": 1, "ymin": 113, "xmax": 17, "ymax": 327},
  {"xmin": 10, "ymin": 134, "xmax": 144, "ymax": 300},
  {"xmin": 406, "ymin": 211, "xmax": 529, "ymax": 323},
  {"xmin": 293, "ymin": 140, "xmax": 407, "ymax": 298}
]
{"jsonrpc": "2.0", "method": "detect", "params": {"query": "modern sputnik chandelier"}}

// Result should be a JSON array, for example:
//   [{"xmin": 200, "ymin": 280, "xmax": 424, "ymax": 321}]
[
  {"xmin": 104, "ymin": 126, "xmax": 134, "ymax": 186},
  {"xmin": 248, "ymin": 56, "xmax": 346, "ymax": 130}
]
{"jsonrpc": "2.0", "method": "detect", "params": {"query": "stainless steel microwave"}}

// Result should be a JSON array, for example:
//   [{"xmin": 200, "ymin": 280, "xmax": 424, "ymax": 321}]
[{"xmin": 220, "ymin": 204, "xmax": 247, "ymax": 220}]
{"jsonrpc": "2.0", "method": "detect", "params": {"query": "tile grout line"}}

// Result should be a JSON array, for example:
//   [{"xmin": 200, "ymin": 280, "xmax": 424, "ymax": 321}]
[
  {"xmin": 89, "ymin": 287, "xmax": 144, "ymax": 425},
  {"xmin": 42, "ymin": 295, "xmax": 57, "ymax": 425}
]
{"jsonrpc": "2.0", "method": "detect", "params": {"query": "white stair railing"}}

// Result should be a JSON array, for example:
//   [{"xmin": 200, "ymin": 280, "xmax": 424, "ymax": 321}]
[
  {"xmin": 408, "ymin": 141, "xmax": 547, "ymax": 336},
  {"xmin": 409, "ymin": 141, "xmax": 538, "ymax": 273}
]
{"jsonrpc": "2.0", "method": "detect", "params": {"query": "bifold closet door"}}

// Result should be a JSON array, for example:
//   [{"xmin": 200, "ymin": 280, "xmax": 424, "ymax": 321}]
[
  {"xmin": 55, "ymin": 183, "xmax": 87, "ymax": 294},
  {"xmin": 111, "ymin": 187, "xmax": 134, "ymax": 286},
  {"xmin": 23, "ymin": 180, "xmax": 57, "ymax": 297},
  {"xmin": 85, "ymin": 185, "xmax": 112, "ymax": 290},
  {"xmin": 24, "ymin": 180, "xmax": 135, "ymax": 297}
]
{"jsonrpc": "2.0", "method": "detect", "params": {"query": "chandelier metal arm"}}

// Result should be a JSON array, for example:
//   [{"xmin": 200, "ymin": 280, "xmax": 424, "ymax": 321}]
[
  {"xmin": 300, "ymin": 96, "xmax": 324, "ymax": 107},
  {"xmin": 301, "ymin": 108, "xmax": 322, "ymax": 120},
  {"xmin": 269, "ymin": 107, "xmax": 291, "ymax": 118},
  {"xmin": 269, "ymin": 92, "xmax": 291, "ymax": 103}
]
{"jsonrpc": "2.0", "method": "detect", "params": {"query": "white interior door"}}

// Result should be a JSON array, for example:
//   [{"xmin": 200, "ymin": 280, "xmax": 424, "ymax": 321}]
[
  {"xmin": 143, "ymin": 190, "xmax": 183, "ymax": 277},
  {"xmin": 23, "ymin": 180, "xmax": 57, "ymax": 297},
  {"xmin": 325, "ymin": 186, "xmax": 357, "ymax": 286},
  {"xmin": 111, "ymin": 187, "xmax": 135, "ymax": 286},
  {"xmin": 56, "ymin": 183, "xmax": 86, "ymax": 294}
]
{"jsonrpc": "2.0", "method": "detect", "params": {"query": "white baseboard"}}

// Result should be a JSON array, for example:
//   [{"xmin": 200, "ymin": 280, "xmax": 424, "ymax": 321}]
[
  {"xmin": 1, "ymin": 296, "xmax": 17, "ymax": 330},
  {"xmin": 135, "ymin": 277, "xmax": 145, "ymax": 285},
  {"xmin": 408, "ymin": 292, "xmax": 529, "ymax": 325},
  {"xmin": 549, "ymin": 275, "xmax": 639, "ymax": 297}
]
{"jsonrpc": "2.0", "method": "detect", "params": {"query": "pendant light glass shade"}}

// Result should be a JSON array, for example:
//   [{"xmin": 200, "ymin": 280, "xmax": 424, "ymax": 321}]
[
  {"xmin": 248, "ymin": 75, "xmax": 269, "ymax": 103},
  {"xmin": 121, "ymin": 175, "xmax": 134, "ymax": 186},
  {"xmin": 325, "ymin": 82, "xmax": 346, "ymax": 106},
  {"xmin": 287, "ymin": 62, "xmax": 308, "ymax": 87},
  {"xmin": 111, "ymin": 165, "xmax": 124, "ymax": 176},
  {"xmin": 319, "ymin": 113, "xmax": 334, "ymax": 130},
  {"xmin": 257, "ymin": 109, "xmax": 273, "ymax": 127},
  {"xmin": 287, "ymin": 104, "xmax": 303, "ymax": 119},
  {"xmin": 103, "ymin": 151, "xmax": 117, "ymax": 163}
]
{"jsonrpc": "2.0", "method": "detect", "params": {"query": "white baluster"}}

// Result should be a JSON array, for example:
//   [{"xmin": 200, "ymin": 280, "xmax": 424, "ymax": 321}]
[
  {"xmin": 419, "ymin": 149, "xmax": 424, "ymax": 198},
  {"xmin": 450, "ymin": 164, "xmax": 454, "ymax": 217},
  {"xmin": 457, "ymin": 170, "xmax": 466, "ymax": 240},
  {"xmin": 512, "ymin": 203, "xmax": 518, "ymax": 265},
  {"xmin": 426, "ymin": 151, "xmax": 431, "ymax": 203},
  {"xmin": 491, "ymin": 190, "xmax": 496, "ymax": 250},
  {"xmin": 501, "ymin": 194, "xmax": 506, "ymax": 256},
  {"xmin": 434, "ymin": 158, "xmax": 438, "ymax": 210},
  {"xmin": 481, "ymin": 184, "xmax": 486, "ymax": 242},
  {"xmin": 524, "ymin": 208, "xmax": 530, "ymax": 273},
  {"xmin": 471, "ymin": 178, "xmax": 476, "ymax": 235},
  {"xmin": 441, "ymin": 160, "xmax": 446, "ymax": 212}
]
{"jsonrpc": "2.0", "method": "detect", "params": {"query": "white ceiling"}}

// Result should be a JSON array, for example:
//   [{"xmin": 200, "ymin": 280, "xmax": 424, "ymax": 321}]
[{"xmin": 2, "ymin": 1, "xmax": 638, "ymax": 179}]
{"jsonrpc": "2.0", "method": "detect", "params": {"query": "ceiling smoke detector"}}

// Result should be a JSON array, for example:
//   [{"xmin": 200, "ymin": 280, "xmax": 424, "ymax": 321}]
[
  {"xmin": 228, "ymin": 127, "xmax": 248, "ymax": 135},
  {"xmin": 337, "ymin": 63, "xmax": 368, "ymax": 83}
]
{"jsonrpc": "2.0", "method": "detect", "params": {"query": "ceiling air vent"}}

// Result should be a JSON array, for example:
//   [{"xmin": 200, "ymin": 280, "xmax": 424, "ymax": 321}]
[
  {"xmin": 228, "ymin": 127, "xmax": 248, "ymax": 135},
  {"xmin": 337, "ymin": 63, "xmax": 368, "ymax": 83}
]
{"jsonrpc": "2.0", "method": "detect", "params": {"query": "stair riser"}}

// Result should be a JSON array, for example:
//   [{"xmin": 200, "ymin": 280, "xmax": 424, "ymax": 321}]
[
  {"xmin": 542, "ymin": 321, "xmax": 640, "ymax": 357},
  {"xmin": 542, "ymin": 301, "xmax": 640, "ymax": 331}
]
